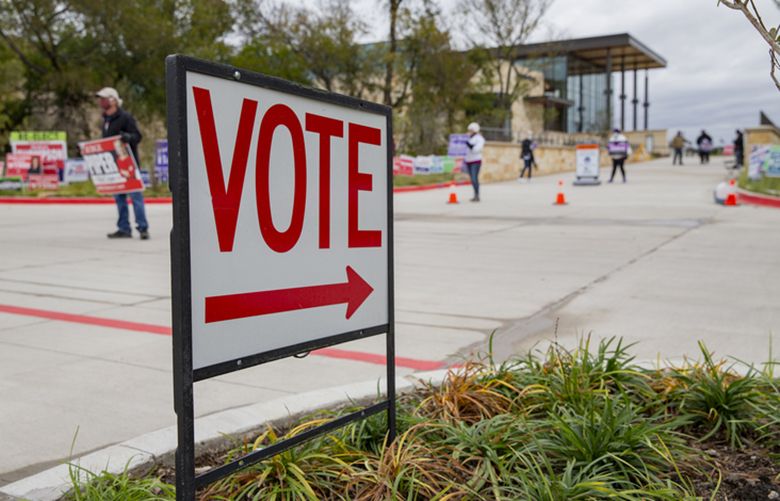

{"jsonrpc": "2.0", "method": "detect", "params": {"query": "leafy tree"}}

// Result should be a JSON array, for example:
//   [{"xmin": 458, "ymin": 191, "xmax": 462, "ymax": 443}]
[
  {"xmin": 718, "ymin": 0, "xmax": 780, "ymax": 91},
  {"xmin": 235, "ymin": 0, "xmax": 383, "ymax": 99},
  {"xmin": 395, "ymin": 2, "xmax": 485, "ymax": 153},
  {"xmin": 454, "ymin": 0, "xmax": 551, "ymax": 129}
]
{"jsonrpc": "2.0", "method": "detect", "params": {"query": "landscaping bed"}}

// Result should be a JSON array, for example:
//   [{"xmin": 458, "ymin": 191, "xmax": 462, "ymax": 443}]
[{"xmin": 64, "ymin": 337, "xmax": 780, "ymax": 500}]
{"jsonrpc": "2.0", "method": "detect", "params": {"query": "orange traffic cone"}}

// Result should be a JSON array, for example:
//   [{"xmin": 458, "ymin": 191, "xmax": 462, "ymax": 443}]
[
  {"xmin": 554, "ymin": 180, "xmax": 567, "ymax": 205},
  {"xmin": 724, "ymin": 179, "xmax": 738, "ymax": 206},
  {"xmin": 446, "ymin": 182, "xmax": 459, "ymax": 204}
]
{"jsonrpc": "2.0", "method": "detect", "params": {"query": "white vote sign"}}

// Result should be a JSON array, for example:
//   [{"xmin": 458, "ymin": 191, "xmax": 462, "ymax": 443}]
[{"xmin": 185, "ymin": 71, "xmax": 390, "ymax": 370}]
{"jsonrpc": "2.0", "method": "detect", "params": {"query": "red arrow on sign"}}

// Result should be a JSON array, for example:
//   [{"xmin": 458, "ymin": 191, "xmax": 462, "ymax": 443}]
[{"xmin": 204, "ymin": 266, "xmax": 374, "ymax": 323}]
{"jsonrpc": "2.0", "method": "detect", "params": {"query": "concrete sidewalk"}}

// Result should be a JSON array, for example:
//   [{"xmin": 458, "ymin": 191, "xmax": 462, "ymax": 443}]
[{"xmin": 2, "ymin": 155, "xmax": 778, "ymax": 487}]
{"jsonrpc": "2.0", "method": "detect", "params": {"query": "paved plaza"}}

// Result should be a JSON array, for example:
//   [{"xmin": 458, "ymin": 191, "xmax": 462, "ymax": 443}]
[{"xmin": 2, "ymin": 156, "xmax": 779, "ymax": 485}]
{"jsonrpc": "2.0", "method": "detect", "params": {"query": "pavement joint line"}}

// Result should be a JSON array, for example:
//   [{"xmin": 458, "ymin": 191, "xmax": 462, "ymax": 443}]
[
  {"xmin": 0, "ymin": 369, "xmax": 452, "ymax": 501},
  {"xmin": 0, "ymin": 304, "xmax": 446, "ymax": 371},
  {"xmin": 0, "ymin": 278, "xmax": 162, "ymax": 298},
  {"xmin": 396, "ymin": 320, "xmax": 495, "ymax": 333},
  {"xmin": 0, "ymin": 288, "xmax": 140, "ymax": 306},
  {"xmin": 452, "ymin": 221, "xmax": 707, "ymax": 365}
]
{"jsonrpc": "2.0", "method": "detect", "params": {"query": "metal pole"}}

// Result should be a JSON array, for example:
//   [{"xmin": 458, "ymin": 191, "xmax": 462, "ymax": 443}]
[
  {"xmin": 643, "ymin": 69, "xmax": 649, "ymax": 130},
  {"xmin": 605, "ymin": 48, "xmax": 612, "ymax": 132},
  {"xmin": 620, "ymin": 57, "xmax": 626, "ymax": 131},
  {"xmin": 578, "ymin": 72, "xmax": 584, "ymax": 132},
  {"xmin": 632, "ymin": 66, "xmax": 638, "ymax": 131}
]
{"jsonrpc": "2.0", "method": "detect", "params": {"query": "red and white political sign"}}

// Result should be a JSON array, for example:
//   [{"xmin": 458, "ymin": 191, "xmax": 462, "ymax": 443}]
[
  {"xmin": 10, "ymin": 131, "xmax": 68, "ymax": 171},
  {"xmin": 78, "ymin": 136, "xmax": 145, "ymax": 195},
  {"xmin": 4, "ymin": 153, "xmax": 59, "ymax": 189},
  {"xmin": 183, "ymin": 71, "xmax": 390, "ymax": 370}
]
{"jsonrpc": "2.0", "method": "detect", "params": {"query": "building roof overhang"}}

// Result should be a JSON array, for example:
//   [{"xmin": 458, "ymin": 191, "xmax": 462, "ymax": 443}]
[{"xmin": 513, "ymin": 33, "xmax": 666, "ymax": 74}]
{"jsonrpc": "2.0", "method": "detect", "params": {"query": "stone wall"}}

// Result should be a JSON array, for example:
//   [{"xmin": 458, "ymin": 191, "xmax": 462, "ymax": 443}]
[
  {"xmin": 481, "ymin": 141, "xmax": 612, "ymax": 182},
  {"xmin": 624, "ymin": 129, "xmax": 669, "ymax": 156}
]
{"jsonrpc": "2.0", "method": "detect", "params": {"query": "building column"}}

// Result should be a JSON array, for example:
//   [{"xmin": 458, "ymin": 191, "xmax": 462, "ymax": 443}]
[
  {"xmin": 643, "ymin": 69, "xmax": 649, "ymax": 130},
  {"xmin": 604, "ymin": 48, "xmax": 612, "ymax": 131},
  {"xmin": 632, "ymin": 66, "xmax": 638, "ymax": 131},
  {"xmin": 578, "ymin": 73, "xmax": 584, "ymax": 132},
  {"xmin": 620, "ymin": 57, "xmax": 626, "ymax": 132}
]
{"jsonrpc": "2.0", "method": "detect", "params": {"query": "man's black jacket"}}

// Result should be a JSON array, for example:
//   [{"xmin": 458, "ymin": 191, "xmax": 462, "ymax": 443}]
[{"xmin": 102, "ymin": 108, "xmax": 142, "ymax": 164}]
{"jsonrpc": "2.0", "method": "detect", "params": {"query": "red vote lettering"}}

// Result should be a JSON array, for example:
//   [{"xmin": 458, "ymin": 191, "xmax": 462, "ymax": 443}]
[
  {"xmin": 192, "ymin": 87, "xmax": 257, "ymax": 252},
  {"xmin": 348, "ymin": 123, "xmax": 382, "ymax": 248},
  {"xmin": 305, "ymin": 114, "xmax": 344, "ymax": 249},
  {"xmin": 256, "ymin": 104, "xmax": 307, "ymax": 253}
]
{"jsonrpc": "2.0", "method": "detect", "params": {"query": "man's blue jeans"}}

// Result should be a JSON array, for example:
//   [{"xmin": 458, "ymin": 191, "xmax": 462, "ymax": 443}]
[{"xmin": 114, "ymin": 191, "xmax": 148, "ymax": 234}]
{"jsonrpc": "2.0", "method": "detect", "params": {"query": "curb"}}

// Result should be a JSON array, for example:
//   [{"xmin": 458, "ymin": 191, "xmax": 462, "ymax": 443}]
[
  {"xmin": 0, "ymin": 369, "xmax": 451, "ymax": 501},
  {"xmin": 737, "ymin": 188, "xmax": 780, "ymax": 209},
  {"xmin": 0, "ymin": 197, "xmax": 172, "ymax": 205},
  {"xmin": 0, "ymin": 182, "xmax": 470, "ymax": 204}
]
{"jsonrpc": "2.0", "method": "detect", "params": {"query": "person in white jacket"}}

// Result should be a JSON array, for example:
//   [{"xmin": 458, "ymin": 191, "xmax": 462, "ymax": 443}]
[
  {"xmin": 463, "ymin": 122, "xmax": 485, "ymax": 201},
  {"xmin": 607, "ymin": 128, "xmax": 632, "ymax": 183}
]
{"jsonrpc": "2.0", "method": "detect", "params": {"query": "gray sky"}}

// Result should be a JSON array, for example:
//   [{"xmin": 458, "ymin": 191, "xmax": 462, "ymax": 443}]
[{"xmin": 356, "ymin": 0, "xmax": 779, "ymax": 144}]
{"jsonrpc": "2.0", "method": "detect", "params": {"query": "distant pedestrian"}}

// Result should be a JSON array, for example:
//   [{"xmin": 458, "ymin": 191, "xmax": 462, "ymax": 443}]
[
  {"xmin": 696, "ymin": 130, "xmax": 713, "ymax": 164},
  {"xmin": 463, "ymin": 122, "xmax": 485, "ymax": 202},
  {"xmin": 607, "ymin": 128, "xmax": 631, "ymax": 183},
  {"xmin": 670, "ymin": 131, "xmax": 687, "ymax": 165},
  {"xmin": 96, "ymin": 87, "xmax": 149, "ymax": 240},
  {"xmin": 734, "ymin": 129, "xmax": 744, "ymax": 169},
  {"xmin": 518, "ymin": 131, "xmax": 536, "ymax": 182}
]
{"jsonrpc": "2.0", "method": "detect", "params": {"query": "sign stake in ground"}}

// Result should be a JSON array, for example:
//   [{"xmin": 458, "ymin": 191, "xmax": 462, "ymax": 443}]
[{"xmin": 166, "ymin": 55, "xmax": 395, "ymax": 500}]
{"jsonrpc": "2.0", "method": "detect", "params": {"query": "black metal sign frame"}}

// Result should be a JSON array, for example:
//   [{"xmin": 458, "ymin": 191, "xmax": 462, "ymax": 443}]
[{"xmin": 166, "ymin": 54, "xmax": 395, "ymax": 500}]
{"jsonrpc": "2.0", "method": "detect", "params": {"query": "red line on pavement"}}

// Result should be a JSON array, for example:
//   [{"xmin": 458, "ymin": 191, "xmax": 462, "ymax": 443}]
[
  {"xmin": 0, "ymin": 304, "xmax": 172, "ymax": 335},
  {"xmin": 0, "ymin": 303, "xmax": 444, "ymax": 371},
  {"xmin": 312, "ymin": 348, "xmax": 445, "ymax": 371}
]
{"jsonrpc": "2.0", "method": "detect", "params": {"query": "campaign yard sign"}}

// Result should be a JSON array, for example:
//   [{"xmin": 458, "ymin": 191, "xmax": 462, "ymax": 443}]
[
  {"xmin": 447, "ymin": 133, "xmax": 470, "ymax": 157},
  {"xmin": 4, "ymin": 153, "xmax": 59, "ymax": 189},
  {"xmin": 63, "ymin": 159, "xmax": 90, "ymax": 184},
  {"xmin": 10, "ymin": 131, "xmax": 68, "ymax": 172},
  {"xmin": 574, "ymin": 144, "xmax": 601, "ymax": 186},
  {"xmin": 155, "ymin": 139, "xmax": 169, "ymax": 183},
  {"xmin": 749, "ymin": 144, "xmax": 780, "ymax": 179},
  {"xmin": 79, "ymin": 136, "xmax": 145, "ymax": 194}
]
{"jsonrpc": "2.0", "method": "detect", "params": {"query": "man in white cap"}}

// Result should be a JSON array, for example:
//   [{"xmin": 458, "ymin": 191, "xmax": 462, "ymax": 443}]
[
  {"xmin": 463, "ymin": 122, "xmax": 485, "ymax": 201},
  {"xmin": 96, "ymin": 87, "xmax": 149, "ymax": 239}
]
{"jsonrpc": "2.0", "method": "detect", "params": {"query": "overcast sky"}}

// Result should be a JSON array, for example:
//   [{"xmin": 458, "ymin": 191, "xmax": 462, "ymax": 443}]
[{"xmin": 355, "ymin": 0, "xmax": 779, "ymax": 144}]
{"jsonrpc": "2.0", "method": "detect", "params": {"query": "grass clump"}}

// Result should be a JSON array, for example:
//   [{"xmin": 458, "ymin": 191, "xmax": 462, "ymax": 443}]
[{"xmin": 65, "ymin": 336, "xmax": 780, "ymax": 500}]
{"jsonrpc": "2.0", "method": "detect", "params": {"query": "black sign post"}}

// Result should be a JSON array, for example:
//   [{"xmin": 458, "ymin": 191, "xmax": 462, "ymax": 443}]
[{"xmin": 166, "ymin": 54, "xmax": 395, "ymax": 500}]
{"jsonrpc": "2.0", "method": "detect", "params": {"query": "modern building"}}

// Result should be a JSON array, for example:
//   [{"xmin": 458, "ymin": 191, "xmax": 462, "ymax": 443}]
[{"xmin": 505, "ymin": 33, "xmax": 666, "ymax": 137}]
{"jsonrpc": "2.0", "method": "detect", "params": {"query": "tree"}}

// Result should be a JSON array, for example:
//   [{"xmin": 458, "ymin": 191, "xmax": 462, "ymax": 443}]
[
  {"xmin": 454, "ymin": 0, "xmax": 551, "ymax": 129},
  {"xmin": 719, "ymin": 0, "xmax": 780, "ymax": 91},
  {"xmin": 235, "ymin": 0, "xmax": 382, "ymax": 99},
  {"xmin": 393, "ymin": 1, "xmax": 485, "ymax": 153}
]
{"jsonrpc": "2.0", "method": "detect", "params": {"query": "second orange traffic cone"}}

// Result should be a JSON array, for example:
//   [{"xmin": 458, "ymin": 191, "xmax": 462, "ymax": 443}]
[
  {"xmin": 446, "ymin": 182, "xmax": 459, "ymax": 204},
  {"xmin": 554, "ymin": 180, "xmax": 567, "ymax": 205},
  {"xmin": 724, "ymin": 179, "xmax": 738, "ymax": 206}
]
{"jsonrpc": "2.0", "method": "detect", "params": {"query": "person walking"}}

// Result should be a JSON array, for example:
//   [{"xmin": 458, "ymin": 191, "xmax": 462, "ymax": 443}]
[
  {"xmin": 463, "ymin": 122, "xmax": 485, "ymax": 201},
  {"xmin": 734, "ymin": 129, "xmax": 744, "ymax": 169},
  {"xmin": 696, "ymin": 130, "xmax": 713, "ymax": 164},
  {"xmin": 670, "ymin": 131, "xmax": 686, "ymax": 165},
  {"xmin": 518, "ymin": 131, "xmax": 536, "ymax": 182},
  {"xmin": 607, "ymin": 128, "xmax": 631, "ymax": 183},
  {"xmin": 97, "ymin": 87, "xmax": 149, "ymax": 240}
]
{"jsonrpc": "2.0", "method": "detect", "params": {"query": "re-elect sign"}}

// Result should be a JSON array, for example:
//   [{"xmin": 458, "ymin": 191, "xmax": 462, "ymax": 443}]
[{"xmin": 183, "ymin": 71, "xmax": 390, "ymax": 370}]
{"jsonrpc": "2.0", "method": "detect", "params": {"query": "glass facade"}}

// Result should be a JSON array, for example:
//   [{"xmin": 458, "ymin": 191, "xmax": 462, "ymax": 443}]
[{"xmin": 516, "ymin": 54, "xmax": 613, "ymax": 133}]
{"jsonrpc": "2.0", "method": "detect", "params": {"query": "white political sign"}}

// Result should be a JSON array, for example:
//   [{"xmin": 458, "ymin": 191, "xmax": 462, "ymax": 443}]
[
  {"xmin": 184, "ymin": 71, "xmax": 390, "ymax": 371},
  {"xmin": 576, "ymin": 144, "xmax": 600, "ymax": 178}
]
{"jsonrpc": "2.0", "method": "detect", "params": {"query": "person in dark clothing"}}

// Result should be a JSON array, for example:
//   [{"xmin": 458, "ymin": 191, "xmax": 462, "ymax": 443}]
[
  {"xmin": 734, "ymin": 129, "xmax": 744, "ymax": 169},
  {"xmin": 696, "ymin": 130, "xmax": 713, "ymax": 164},
  {"xmin": 670, "ymin": 131, "xmax": 687, "ymax": 165},
  {"xmin": 97, "ymin": 87, "xmax": 149, "ymax": 240},
  {"xmin": 518, "ymin": 132, "xmax": 536, "ymax": 181}
]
